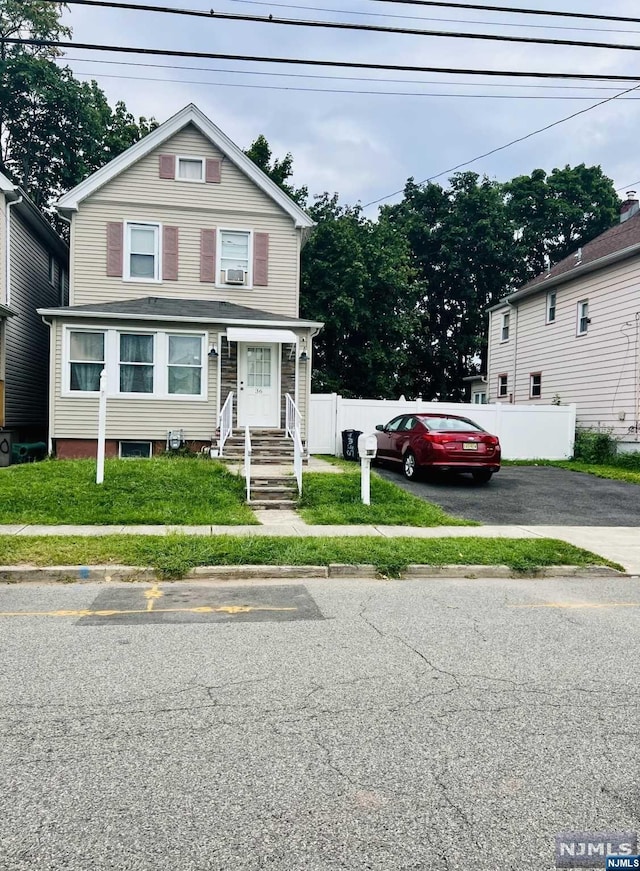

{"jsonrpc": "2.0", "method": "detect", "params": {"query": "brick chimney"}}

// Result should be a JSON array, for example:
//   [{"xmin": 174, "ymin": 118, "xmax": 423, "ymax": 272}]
[{"xmin": 620, "ymin": 191, "xmax": 639, "ymax": 223}]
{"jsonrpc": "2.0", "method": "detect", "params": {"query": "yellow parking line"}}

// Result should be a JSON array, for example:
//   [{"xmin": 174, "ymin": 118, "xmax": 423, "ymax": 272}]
[
  {"xmin": 144, "ymin": 583, "xmax": 164, "ymax": 612},
  {"xmin": 510, "ymin": 602, "xmax": 640, "ymax": 610},
  {"xmin": 0, "ymin": 605, "xmax": 298, "ymax": 619}
]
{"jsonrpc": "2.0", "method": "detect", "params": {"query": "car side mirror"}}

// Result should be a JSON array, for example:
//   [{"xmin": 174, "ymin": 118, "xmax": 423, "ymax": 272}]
[{"xmin": 375, "ymin": 424, "xmax": 384, "ymax": 431}]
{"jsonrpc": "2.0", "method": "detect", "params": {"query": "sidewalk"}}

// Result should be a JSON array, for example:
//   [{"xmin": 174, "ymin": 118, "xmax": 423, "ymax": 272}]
[{"xmin": 1, "ymin": 523, "xmax": 639, "ymax": 574}]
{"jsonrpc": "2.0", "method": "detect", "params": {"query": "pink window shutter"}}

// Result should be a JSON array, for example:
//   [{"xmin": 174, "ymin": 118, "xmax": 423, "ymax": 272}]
[
  {"xmin": 163, "ymin": 226, "xmax": 179, "ymax": 281},
  {"xmin": 106, "ymin": 222, "xmax": 123, "ymax": 277},
  {"xmin": 200, "ymin": 229, "xmax": 216, "ymax": 282},
  {"xmin": 205, "ymin": 158, "xmax": 221, "ymax": 184},
  {"xmin": 159, "ymin": 154, "xmax": 175, "ymax": 179},
  {"xmin": 253, "ymin": 233, "xmax": 269, "ymax": 286}
]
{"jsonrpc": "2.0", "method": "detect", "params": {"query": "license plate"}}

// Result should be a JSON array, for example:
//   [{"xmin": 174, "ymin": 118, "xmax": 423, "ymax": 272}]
[{"xmin": 462, "ymin": 442, "xmax": 478, "ymax": 450}]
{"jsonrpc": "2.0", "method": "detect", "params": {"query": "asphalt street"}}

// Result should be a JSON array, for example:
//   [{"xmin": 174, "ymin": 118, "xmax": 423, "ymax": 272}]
[
  {"xmin": 377, "ymin": 464, "xmax": 640, "ymax": 526},
  {"xmin": 1, "ymin": 576, "xmax": 640, "ymax": 870}
]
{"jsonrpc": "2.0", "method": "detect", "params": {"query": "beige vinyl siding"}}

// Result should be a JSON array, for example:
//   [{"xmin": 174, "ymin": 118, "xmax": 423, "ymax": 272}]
[
  {"xmin": 52, "ymin": 318, "xmax": 219, "ymax": 441},
  {"xmin": 4, "ymin": 210, "xmax": 64, "ymax": 432},
  {"xmin": 487, "ymin": 256, "xmax": 640, "ymax": 440},
  {"xmin": 71, "ymin": 125, "xmax": 300, "ymax": 316},
  {"xmin": 487, "ymin": 306, "xmax": 515, "ymax": 402}
]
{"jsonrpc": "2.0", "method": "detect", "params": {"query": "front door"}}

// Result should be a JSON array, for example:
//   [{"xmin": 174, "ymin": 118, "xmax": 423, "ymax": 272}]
[{"xmin": 237, "ymin": 343, "xmax": 280, "ymax": 427}]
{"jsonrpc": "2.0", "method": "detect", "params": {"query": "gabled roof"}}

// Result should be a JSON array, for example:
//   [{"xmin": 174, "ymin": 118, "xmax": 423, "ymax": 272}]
[
  {"xmin": 37, "ymin": 296, "xmax": 323, "ymax": 329},
  {"xmin": 55, "ymin": 104, "xmax": 315, "ymax": 229},
  {"xmin": 496, "ymin": 211, "xmax": 640, "ymax": 308}
]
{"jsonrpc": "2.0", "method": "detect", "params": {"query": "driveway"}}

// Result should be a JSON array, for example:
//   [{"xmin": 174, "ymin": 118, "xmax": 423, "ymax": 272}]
[{"xmin": 376, "ymin": 465, "xmax": 640, "ymax": 526}]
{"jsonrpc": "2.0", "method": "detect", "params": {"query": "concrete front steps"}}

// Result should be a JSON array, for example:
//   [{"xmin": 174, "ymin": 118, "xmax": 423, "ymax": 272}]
[{"xmin": 219, "ymin": 429, "xmax": 300, "ymax": 510}]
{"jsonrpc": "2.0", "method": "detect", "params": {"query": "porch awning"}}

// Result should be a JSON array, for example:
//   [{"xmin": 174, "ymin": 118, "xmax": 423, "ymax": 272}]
[{"xmin": 226, "ymin": 327, "xmax": 298, "ymax": 344}]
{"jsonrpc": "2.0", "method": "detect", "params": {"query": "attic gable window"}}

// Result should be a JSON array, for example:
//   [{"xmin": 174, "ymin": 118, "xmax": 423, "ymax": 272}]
[{"xmin": 177, "ymin": 157, "xmax": 204, "ymax": 182}]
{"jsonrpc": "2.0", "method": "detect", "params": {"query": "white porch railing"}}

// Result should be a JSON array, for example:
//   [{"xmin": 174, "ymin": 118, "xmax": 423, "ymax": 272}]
[
  {"xmin": 218, "ymin": 392, "xmax": 233, "ymax": 457},
  {"xmin": 293, "ymin": 430, "xmax": 303, "ymax": 496},
  {"xmin": 285, "ymin": 393, "xmax": 303, "ymax": 496},
  {"xmin": 244, "ymin": 425, "xmax": 252, "ymax": 502}
]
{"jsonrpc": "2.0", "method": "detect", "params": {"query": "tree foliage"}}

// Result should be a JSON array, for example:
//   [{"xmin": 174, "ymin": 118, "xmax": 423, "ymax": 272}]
[
  {"xmin": 300, "ymin": 194, "xmax": 419, "ymax": 397},
  {"xmin": 244, "ymin": 133, "xmax": 307, "ymax": 207},
  {"xmin": 0, "ymin": 0, "xmax": 156, "ymax": 215}
]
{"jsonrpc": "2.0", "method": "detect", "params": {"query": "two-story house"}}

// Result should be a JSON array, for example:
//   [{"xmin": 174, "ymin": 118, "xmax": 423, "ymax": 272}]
[
  {"xmin": 486, "ymin": 193, "xmax": 640, "ymax": 452},
  {"xmin": 38, "ymin": 104, "xmax": 322, "ymax": 460},
  {"xmin": 0, "ymin": 172, "xmax": 68, "ymax": 447}
]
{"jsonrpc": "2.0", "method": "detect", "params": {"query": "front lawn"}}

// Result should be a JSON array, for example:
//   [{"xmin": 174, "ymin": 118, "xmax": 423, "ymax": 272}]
[
  {"xmin": 0, "ymin": 458, "xmax": 257, "ymax": 525},
  {"xmin": 298, "ymin": 472, "xmax": 476, "ymax": 526},
  {"xmin": 0, "ymin": 535, "xmax": 618, "ymax": 579}
]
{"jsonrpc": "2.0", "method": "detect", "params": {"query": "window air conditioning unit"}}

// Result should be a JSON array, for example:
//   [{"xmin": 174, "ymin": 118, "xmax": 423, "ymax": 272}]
[{"xmin": 225, "ymin": 268, "xmax": 245, "ymax": 285}]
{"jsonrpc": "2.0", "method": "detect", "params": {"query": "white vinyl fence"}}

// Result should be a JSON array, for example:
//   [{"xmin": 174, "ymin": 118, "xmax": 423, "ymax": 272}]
[{"xmin": 308, "ymin": 395, "xmax": 577, "ymax": 460}]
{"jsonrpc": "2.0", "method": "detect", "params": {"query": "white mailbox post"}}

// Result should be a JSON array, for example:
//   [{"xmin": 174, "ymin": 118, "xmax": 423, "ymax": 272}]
[{"xmin": 357, "ymin": 433, "xmax": 378, "ymax": 506}]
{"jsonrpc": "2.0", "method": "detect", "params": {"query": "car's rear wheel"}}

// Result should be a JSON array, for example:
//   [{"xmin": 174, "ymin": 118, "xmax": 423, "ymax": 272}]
[
  {"xmin": 403, "ymin": 450, "xmax": 418, "ymax": 480},
  {"xmin": 472, "ymin": 469, "xmax": 493, "ymax": 484}
]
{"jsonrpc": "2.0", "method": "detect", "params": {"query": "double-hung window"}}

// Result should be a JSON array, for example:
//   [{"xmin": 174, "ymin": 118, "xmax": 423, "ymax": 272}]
[
  {"xmin": 177, "ymin": 157, "xmax": 204, "ymax": 182},
  {"xmin": 126, "ymin": 223, "xmax": 160, "ymax": 281},
  {"xmin": 498, "ymin": 374, "xmax": 508, "ymax": 398},
  {"xmin": 577, "ymin": 300, "xmax": 589, "ymax": 335},
  {"xmin": 546, "ymin": 291, "xmax": 556, "ymax": 323},
  {"xmin": 168, "ymin": 334, "xmax": 203, "ymax": 395},
  {"xmin": 220, "ymin": 230, "xmax": 250, "ymax": 285},
  {"xmin": 69, "ymin": 331, "xmax": 104, "ymax": 392},
  {"xmin": 530, "ymin": 372, "xmax": 542, "ymax": 399},
  {"xmin": 501, "ymin": 311, "xmax": 510, "ymax": 342},
  {"xmin": 119, "ymin": 333, "xmax": 154, "ymax": 394}
]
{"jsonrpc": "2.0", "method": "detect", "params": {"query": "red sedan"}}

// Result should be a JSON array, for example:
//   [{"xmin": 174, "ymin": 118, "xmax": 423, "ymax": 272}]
[{"xmin": 374, "ymin": 413, "xmax": 501, "ymax": 483}]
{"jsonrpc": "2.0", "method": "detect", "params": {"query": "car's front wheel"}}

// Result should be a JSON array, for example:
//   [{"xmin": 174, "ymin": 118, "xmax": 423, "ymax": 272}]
[
  {"xmin": 403, "ymin": 450, "xmax": 418, "ymax": 480},
  {"xmin": 472, "ymin": 469, "xmax": 493, "ymax": 484}
]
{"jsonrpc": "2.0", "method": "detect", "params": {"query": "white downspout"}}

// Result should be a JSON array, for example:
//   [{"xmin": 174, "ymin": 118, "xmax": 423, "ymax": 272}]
[
  {"xmin": 41, "ymin": 316, "xmax": 55, "ymax": 456},
  {"xmin": 504, "ymin": 299, "xmax": 518, "ymax": 403},
  {"xmin": 5, "ymin": 195, "xmax": 22, "ymax": 306}
]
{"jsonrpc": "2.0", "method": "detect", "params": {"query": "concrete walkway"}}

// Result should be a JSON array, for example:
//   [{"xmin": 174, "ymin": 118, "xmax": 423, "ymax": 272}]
[{"xmin": 1, "ymin": 523, "xmax": 639, "ymax": 574}]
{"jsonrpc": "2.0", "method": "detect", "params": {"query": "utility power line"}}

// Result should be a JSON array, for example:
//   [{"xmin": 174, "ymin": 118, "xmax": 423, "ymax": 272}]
[
  {"xmin": 366, "ymin": 0, "xmax": 640, "ymax": 26},
  {"xmin": 41, "ymin": 0, "xmax": 640, "ymax": 55},
  {"xmin": 362, "ymin": 80, "xmax": 640, "ymax": 207},
  {"xmin": 226, "ymin": 0, "xmax": 640, "ymax": 34},
  {"xmin": 62, "ymin": 55, "xmax": 636, "ymax": 91},
  {"xmin": 71, "ymin": 67, "xmax": 640, "ymax": 98},
  {"xmin": 11, "ymin": 39, "xmax": 640, "ymax": 82}
]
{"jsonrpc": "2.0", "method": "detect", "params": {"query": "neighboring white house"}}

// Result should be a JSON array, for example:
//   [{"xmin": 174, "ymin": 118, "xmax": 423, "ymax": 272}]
[
  {"xmin": 38, "ymin": 104, "xmax": 322, "ymax": 459},
  {"xmin": 0, "ymin": 173, "xmax": 68, "ymax": 441},
  {"xmin": 486, "ymin": 193, "xmax": 640, "ymax": 452}
]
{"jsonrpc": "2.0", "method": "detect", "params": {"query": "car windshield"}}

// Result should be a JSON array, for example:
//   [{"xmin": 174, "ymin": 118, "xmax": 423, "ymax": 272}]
[{"xmin": 420, "ymin": 416, "xmax": 485, "ymax": 433}]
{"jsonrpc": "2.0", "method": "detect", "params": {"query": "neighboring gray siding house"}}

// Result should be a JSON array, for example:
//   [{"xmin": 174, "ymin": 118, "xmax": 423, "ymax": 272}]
[
  {"xmin": 39, "ymin": 104, "xmax": 322, "ymax": 459},
  {"xmin": 0, "ymin": 172, "xmax": 68, "ymax": 440},
  {"xmin": 486, "ymin": 193, "xmax": 640, "ymax": 451}
]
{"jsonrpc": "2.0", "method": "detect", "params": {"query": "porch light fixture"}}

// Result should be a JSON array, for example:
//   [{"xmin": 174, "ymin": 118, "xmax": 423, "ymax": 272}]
[
  {"xmin": 208, "ymin": 343, "xmax": 218, "ymax": 358},
  {"xmin": 299, "ymin": 337, "xmax": 308, "ymax": 362}
]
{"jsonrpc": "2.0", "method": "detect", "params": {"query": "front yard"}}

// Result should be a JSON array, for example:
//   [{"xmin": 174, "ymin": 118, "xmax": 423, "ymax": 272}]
[{"xmin": 0, "ymin": 458, "xmax": 257, "ymax": 525}]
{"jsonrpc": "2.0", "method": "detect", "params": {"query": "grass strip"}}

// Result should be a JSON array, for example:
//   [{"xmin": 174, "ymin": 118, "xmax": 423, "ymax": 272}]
[
  {"xmin": 0, "ymin": 535, "xmax": 619, "ymax": 579},
  {"xmin": 0, "ymin": 458, "xmax": 257, "ymax": 525},
  {"xmin": 299, "ymin": 472, "xmax": 473, "ymax": 526}
]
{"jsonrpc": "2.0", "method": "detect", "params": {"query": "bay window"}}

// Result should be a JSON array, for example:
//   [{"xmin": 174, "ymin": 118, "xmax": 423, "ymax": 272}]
[{"xmin": 65, "ymin": 328, "xmax": 206, "ymax": 398}]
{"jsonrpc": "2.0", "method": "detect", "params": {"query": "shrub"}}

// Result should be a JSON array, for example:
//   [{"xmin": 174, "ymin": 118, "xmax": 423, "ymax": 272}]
[
  {"xmin": 573, "ymin": 428, "xmax": 617, "ymax": 463},
  {"xmin": 611, "ymin": 451, "xmax": 640, "ymax": 471}
]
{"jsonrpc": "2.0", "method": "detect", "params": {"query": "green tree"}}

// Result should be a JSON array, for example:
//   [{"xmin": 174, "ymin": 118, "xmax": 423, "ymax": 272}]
[
  {"xmin": 383, "ymin": 172, "xmax": 521, "ymax": 400},
  {"xmin": 504, "ymin": 164, "xmax": 619, "ymax": 280},
  {"xmin": 301, "ymin": 193, "xmax": 420, "ymax": 397},
  {"xmin": 244, "ymin": 133, "xmax": 308, "ymax": 207},
  {"xmin": 0, "ymin": 0, "xmax": 156, "ymax": 214}
]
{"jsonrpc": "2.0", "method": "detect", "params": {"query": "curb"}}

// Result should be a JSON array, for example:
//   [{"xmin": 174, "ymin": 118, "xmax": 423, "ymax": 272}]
[{"xmin": 0, "ymin": 563, "xmax": 627, "ymax": 583}]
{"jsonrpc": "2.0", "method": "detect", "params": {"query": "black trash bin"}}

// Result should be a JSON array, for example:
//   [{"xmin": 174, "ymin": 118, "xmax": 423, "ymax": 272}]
[{"xmin": 341, "ymin": 429, "xmax": 362, "ymax": 461}]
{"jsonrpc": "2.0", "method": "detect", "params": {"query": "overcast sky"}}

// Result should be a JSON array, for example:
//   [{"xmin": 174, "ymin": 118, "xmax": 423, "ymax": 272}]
[{"xmin": 59, "ymin": 0, "xmax": 640, "ymax": 215}]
